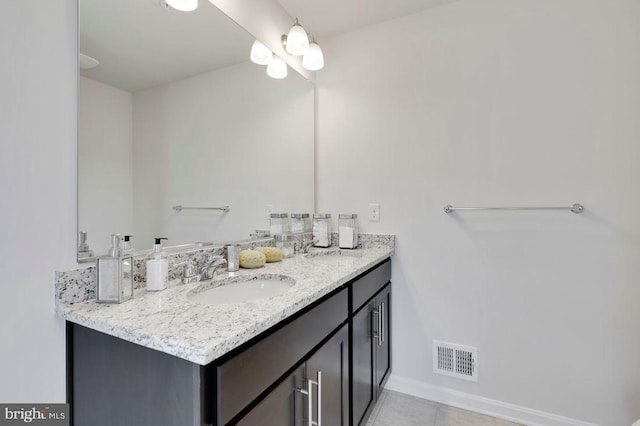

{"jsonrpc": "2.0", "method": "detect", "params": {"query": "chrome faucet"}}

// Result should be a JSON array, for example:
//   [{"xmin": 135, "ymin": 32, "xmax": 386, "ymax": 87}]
[
  {"xmin": 177, "ymin": 260, "xmax": 201, "ymax": 284},
  {"xmin": 200, "ymin": 255, "xmax": 227, "ymax": 280},
  {"xmin": 300, "ymin": 238, "xmax": 318, "ymax": 254},
  {"xmin": 178, "ymin": 256, "xmax": 227, "ymax": 284}
]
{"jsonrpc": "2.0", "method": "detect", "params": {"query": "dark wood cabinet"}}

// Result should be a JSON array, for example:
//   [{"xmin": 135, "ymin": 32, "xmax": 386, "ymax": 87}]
[
  {"xmin": 350, "ymin": 260, "xmax": 392, "ymax": 426},
  {"xmin": 68, "ymin": 258, "xmax": 391, "ymax": 426},
  {"xmin": 305, "ymin": 324, "xmax": 349, "ymax": 425},
  {"xmin": 238, "ymin": 325, "xmax": 349, "ymax": 425},
  {"xmin": 215, "ymin": 289, "xmax": 348, "ymax": 425},
  {"xmin": 352, "ymin": 299, "xmax": 376, "ymax": 425},
  {"xmin": 236, "ymin": 365, "xmax": 305, "ymax": 426},
  {"xmin": 374, "ymin": 284, "xmax": 391, "ymax": 398}
]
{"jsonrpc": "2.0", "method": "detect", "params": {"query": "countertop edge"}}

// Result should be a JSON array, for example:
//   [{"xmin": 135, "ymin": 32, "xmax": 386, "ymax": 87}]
[{"xmin": 58, "ymin": 247, "xmax": 394, "ymax": 365}]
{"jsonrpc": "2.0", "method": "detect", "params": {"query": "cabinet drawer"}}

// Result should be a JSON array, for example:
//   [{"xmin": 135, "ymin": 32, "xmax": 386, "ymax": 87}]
[
  {"xmin": 216, "ymin": 288, "xmax": 348, "ymax": 425},
  {"xmin": 351, "ymin": 259, "xmax": 391, "ymax": 312}
]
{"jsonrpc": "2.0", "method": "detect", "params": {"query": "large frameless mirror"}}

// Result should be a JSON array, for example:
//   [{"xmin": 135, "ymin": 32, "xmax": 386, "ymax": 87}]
[{"xmin": 78, "ymin": 0, "xmax": 314, "ymax": 259}]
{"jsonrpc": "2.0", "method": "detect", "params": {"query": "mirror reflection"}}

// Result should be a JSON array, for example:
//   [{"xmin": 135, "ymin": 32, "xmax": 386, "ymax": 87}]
[{"xmin": 78, "ymin": 0, "xmax": 315, "ymax": 258}]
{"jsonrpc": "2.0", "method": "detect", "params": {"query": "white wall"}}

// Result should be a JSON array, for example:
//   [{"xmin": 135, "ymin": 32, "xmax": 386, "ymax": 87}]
[
  {"xmin": 133, "ymin": 60, "xmax": 314, "ymax": 247},
  {"xmin": 316, "ymin": 0, "xmax": 640, "ymax": 424},
  {"xmin": 0, "ymin": 0, "xmax": 77, "ymax": 402},
  {"xmin": 79, "ymin": 77, "xmax": 133, "ymax": 255}
]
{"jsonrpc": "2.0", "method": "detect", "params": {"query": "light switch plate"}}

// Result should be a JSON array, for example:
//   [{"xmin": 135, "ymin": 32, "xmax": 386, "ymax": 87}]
[{"xmin": 368, "ymin": 203, "xmax": 380, "ymax": 222}]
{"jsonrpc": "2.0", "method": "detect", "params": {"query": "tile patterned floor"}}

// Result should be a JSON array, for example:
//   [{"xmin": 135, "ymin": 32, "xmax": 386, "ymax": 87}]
[{"xmin": 366, "ymin": 390, "xmax": 523, "ymax": 426}]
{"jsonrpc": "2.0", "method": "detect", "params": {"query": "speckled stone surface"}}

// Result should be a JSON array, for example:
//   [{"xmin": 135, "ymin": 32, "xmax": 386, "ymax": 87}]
[
  {"xmin": 55, "ymin": 266, "xmax": 96, "ymax": 305},
  {"xmin": 56, "ymin": 235, "xmax": 394, "ymax": 365},
  {"xmin": 56, "ymin": 238, "xmax": 277, "ymax": 302}
]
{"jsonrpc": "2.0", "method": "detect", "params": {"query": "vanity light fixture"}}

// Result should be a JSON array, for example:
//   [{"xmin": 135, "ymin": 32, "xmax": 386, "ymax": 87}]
[
  {"xmin": 281, "ymin": 19, "xmax": 325, "ymax": 71},
  {"xmin": 282, "ymin": 18, "xmax": 309, "ymax": 56},
  {"xmin": 250, "ymin": 40, "xmax": 273, "ymax": 65},
  {"xmin": 302, "ymin": 35, "xmax": 324, "ymax": 71},
  {"xmin": 164, "ymin": 0, "xmax": 197, "ymax": 12},
  {"xmin": 266, "ymin": 54, "xmax": 288, "ymax": 79}
]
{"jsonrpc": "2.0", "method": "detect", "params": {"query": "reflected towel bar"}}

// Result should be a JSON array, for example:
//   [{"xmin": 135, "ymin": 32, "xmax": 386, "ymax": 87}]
[
  {"xmin": 173, "ymin": 205, "xmax": 230, "ymax": 212},
  {"xmin": 444, "ymin": 204, "xmax": 584, "ymax": 214}
]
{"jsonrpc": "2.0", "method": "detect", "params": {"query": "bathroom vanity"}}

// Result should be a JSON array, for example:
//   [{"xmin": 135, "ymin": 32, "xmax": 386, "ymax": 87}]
[{"xmin": 58, "ymin": 240, "xmax": 393, "ymax": 426}]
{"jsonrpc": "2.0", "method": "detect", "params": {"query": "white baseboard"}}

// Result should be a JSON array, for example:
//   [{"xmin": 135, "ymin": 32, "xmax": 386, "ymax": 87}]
[{"xmin": 385, "ymin": 375, "xmax": 600, "ymax": 426}]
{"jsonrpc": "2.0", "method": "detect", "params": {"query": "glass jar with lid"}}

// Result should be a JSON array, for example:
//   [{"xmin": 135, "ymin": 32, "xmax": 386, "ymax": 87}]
[
  {"xmin": 338, "ymin": 214, "xmax": 359, "ymax": 249},
  {"xmin": 312, "ymin": 213, "xmax": 332, "ymax": 247},
  {"xmin": 269, "ymin": 213, "xmax": 289, "ymax": 236},
  {"xmin": 274, "ymin": 234, "xmax": 295, "ymax": 258},
  {"xmin": 290, "ymin": 213, "xmax": 312, "ymax": 233}
]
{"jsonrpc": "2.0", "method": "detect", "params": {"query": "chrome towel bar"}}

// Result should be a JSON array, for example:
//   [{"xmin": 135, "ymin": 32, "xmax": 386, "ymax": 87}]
[
  {"xmin": 444, "ymin": 203, "xmax": 584, "ymax": 214},
  {"xmin": 172, "ymin": 205, "xmax": 230, "ymax": 212}
]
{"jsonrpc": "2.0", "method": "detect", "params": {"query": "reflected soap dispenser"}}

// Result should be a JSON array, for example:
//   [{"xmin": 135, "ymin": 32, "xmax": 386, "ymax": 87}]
[
  {"xmin": 96, "ymin": 234, "xmax": 133, "ymax": 303},
  {"xmin": 122, "ymin": 235, "xmax": 134, "ymax": 255},
  {"xmin": 146, "ymin": 238, "xmax": 168, "ymax": 291}
]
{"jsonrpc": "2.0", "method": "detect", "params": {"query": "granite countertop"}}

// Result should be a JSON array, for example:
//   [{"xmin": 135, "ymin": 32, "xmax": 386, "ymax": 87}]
[{"xmin": 56, "ymin": 244, "xmax": 393, "ymax": 365}]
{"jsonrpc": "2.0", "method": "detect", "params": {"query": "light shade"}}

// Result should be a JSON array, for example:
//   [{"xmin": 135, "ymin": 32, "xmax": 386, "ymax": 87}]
[
  {"xmin": 302, "ymin": 42, "xmax": 324, "ymax": 71},
  {"xmin": 165, "ymin": 0, "xmax": 197, "ymax": 12},
  {"xmin": 285, "ymin": 21, "xmax": 309, "ymax": 56},
  {"xmin": 266, "ymin": 55, "xmax": 288, "ymax": 79},
  {"xmin": 79, "ymin": 53, "xmax": 99, "ymax": 69},
  {"xmin": 250, "ymin": 40, "xmax": 272, "ymax": 65}
]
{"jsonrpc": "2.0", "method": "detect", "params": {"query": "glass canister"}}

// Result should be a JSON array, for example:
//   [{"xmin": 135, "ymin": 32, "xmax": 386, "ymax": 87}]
[
  {"xmin": 312, "ymin": 213, "xmax": 332, "ymax": 247},
  {"xmin": 225, "ymin": 243, "xmax": 241, "ymax": 272},
  {"xmin": 274, "ymin": 234, "xmax": 296, "ymax": 258},
  {"xmin": 269, "ymin": 213, "xmax": 289, "ymax": 236},
  {"xmin": 290, "ymin": 213, "xmax": 311, "ymax": 233},
  {"xmin": 338, "ymin": 214, "xmax": 359, "ymax": 249}
]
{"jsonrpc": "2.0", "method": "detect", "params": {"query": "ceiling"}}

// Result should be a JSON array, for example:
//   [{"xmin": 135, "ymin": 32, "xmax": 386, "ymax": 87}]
[
  {"xmin": 276, "ymin": 0, "xmax": 461, "ymax": 38},
  {"xmin": 80, "ymin": 0, "xmax": 459, "ymax": 92},
  {"xmin": 80, "ymin": 0, "xmax": 253, "ymax": 92}
]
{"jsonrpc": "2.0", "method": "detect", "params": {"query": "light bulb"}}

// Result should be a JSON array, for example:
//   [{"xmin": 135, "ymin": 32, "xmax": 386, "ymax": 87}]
[
  {"xmin": 302, "ymin": 42, "xmax": 324, "ymax": 71},
  {"xmin": 250, "ymin": 40, "xmax": 272, "ymax": 65},
  {"xmin": 165, "ymin": 0, "xmax": 197, "ymax": 12},
  {"xmin": 267, "ymin": 55, "xmax": 287, "ymax": 79},
  {"xmin": 285, "ymin": 21, "xmax": 309, "ymax": 56}
]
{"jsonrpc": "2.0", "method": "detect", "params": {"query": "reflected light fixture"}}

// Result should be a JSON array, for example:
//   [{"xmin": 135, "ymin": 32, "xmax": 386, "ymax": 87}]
[
  {"xmin": 266, "ymin": 54, "xmax": 288, "ymax": 79},
  {"xmin": 250, "ymin": 40, "xmax": 272, "ymax": 65},
  {"xmin": 164, "ymin": 0, "xmax": 198, "ymax": 12},
  {"xmin": 282, "ymin": 18, "xmax": 309, "ymax": 56},
  {"xmin": 79, "ymin": 53, "xmax": 99, "ymax": 69},
  {"xmin": 302, "ymin": 35, "xmax": 324, "ymax": 71}
]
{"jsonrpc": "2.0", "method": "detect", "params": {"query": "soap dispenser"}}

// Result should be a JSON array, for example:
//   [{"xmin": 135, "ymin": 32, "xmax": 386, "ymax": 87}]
[
  {"xmin": 96, "ymin": 234, "xmax": 133, "ymax": 303},
  {"xmin": 146, "ymin": 238, "xmax": 168, "ymax": 291},
  {"xmin": 122, "ymin": 235, "xmax": 134, "ymax": 254}
]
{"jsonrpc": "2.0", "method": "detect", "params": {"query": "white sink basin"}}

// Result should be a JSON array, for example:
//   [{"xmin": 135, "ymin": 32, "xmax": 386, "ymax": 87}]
[{"xmin": 188, "ymin": 275, "xmax": 295, "ymax": 305}]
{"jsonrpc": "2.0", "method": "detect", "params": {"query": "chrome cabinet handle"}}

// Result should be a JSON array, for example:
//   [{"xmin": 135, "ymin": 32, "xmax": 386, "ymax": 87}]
[
  {"xmin": 295, "ymin": 371, "xmax": 322, "ymax": 426},
  {"xmin": 372, "ymin": 306, "xmax": 380, "ymax": 342},
  {"xmin": 380, "ymin": 302, "xmax": 385, "ymax": 344},
  {"xmin": 307, "ymin": 371, "xmax": 321, "ymax": 426},
  {"xmin": 373, "ymin": 304, "xmax": 382, "ymax": 346}
]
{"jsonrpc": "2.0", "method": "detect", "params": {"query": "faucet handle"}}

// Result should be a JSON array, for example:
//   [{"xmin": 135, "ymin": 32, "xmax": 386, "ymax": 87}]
[
  {"xmin": 201, "ymin": 255, "xmax": 227, "ymax": 280},
  {"xmin": 176, "ymin": 260, "xmax": 200, "ymax": 284},
  {"xmin": 209, "ymin": 255, "xmax": 227, "ymax": 265},
  {"xmin": 302, "ymin": 238, "xmax": 319, "ymax": 253},
  {"xmin": 176, "ymin": 260, "xmax": 197, "ymax": 274}
]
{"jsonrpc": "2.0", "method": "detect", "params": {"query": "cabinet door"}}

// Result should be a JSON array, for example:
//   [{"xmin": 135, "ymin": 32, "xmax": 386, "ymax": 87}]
[
  {"xmin": 375, "ymin": 284, "xmax": 391, "ymax": 396},
  {"xmin": 305, "ymin": 325, "xmax": 349, "ymax": 426},
  {"xmin": 236, "ymin": 365, "xmax": 304, "ymax": 426},
  {"xmin": 351, "ymin": 300, "xmax": 376, "ymax": 425}
]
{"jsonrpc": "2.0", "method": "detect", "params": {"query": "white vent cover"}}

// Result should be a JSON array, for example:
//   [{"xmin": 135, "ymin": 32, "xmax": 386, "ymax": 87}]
[{"xmin": 433, "ymin": 341, "xmax": 478, "ymax": 382}]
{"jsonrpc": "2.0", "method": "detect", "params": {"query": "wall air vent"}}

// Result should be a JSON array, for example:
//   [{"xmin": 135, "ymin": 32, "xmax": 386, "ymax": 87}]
[{"xmin": 433, "ymin": 341, "xmax": 478, "ymax": 382}]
